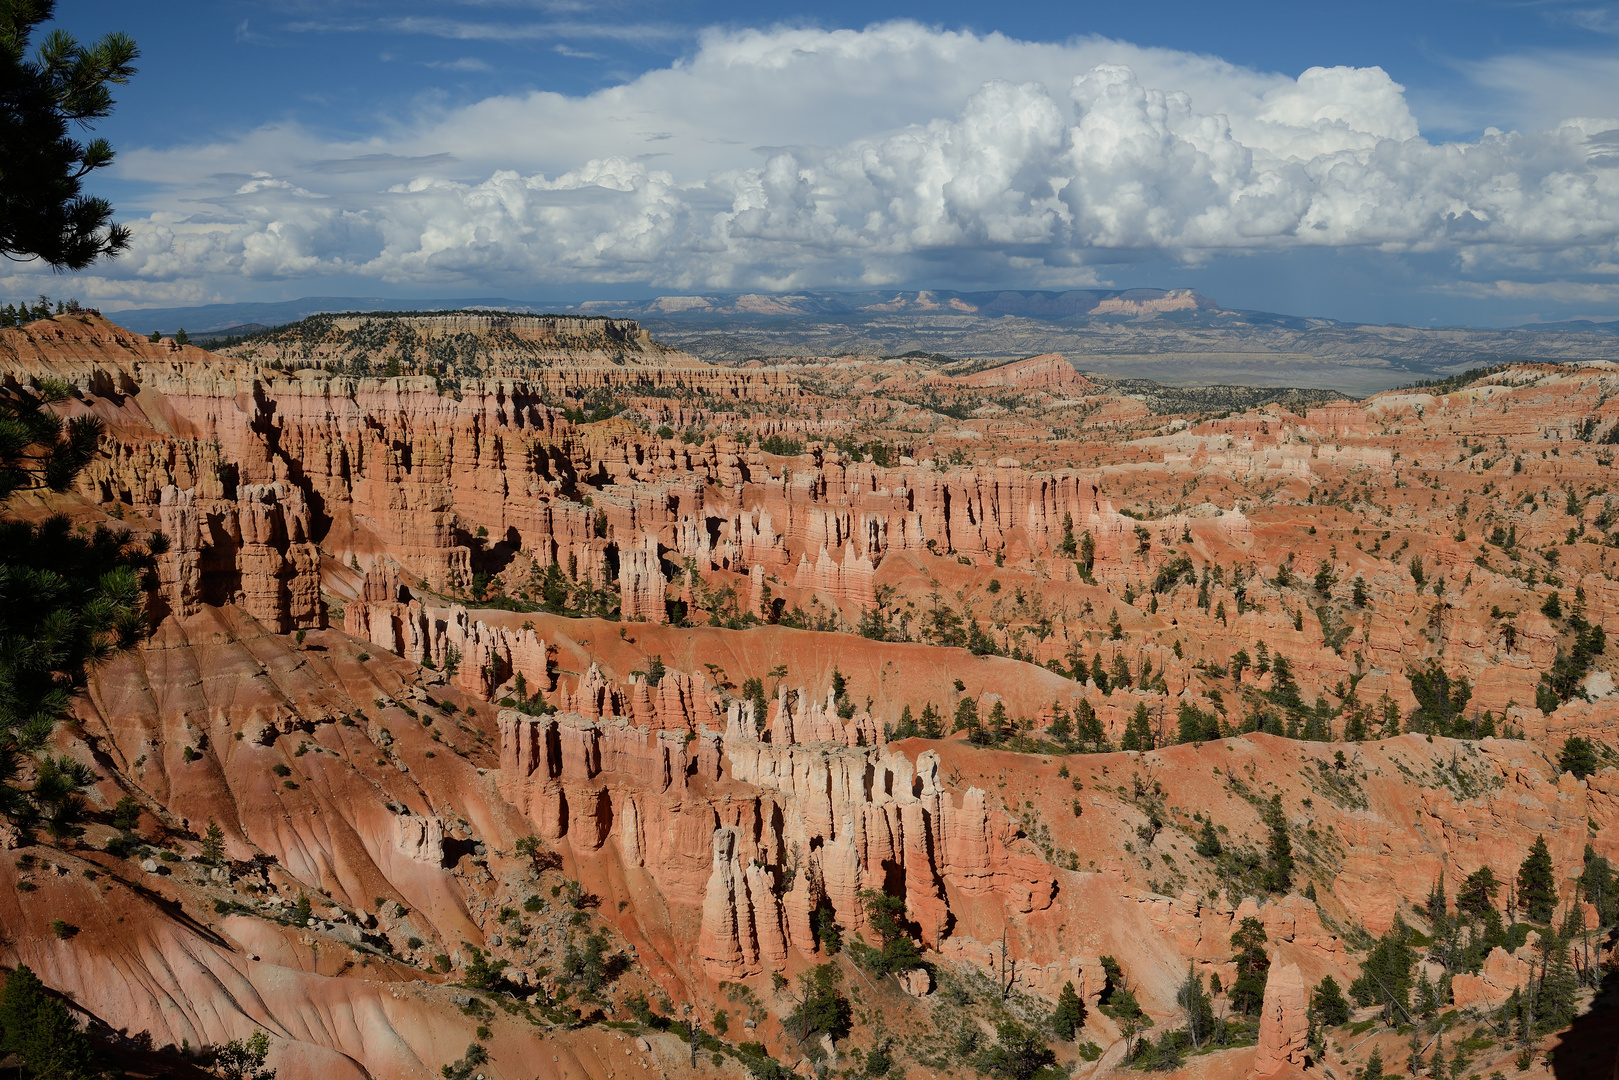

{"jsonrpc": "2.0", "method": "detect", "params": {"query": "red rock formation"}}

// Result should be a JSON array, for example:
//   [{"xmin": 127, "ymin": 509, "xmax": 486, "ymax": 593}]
[
  {"xmin": 792, "ymin": 543, "xmax": 877, "ymax": 608},
  {"xmin": 344, "ymin": 570, "xmax": 553, "ymax": 698},
  {"xmin": 620, "ymin": 532, "xmax": 668, "ymax": 622},
  {"xmin": 1306, "ymin": 402, "xmax": 1372, "ymax": 438},
  {"xmin": 1451, "ymin": 945, "xmax": 1536, "ymax": 1010},
  {"xmin": 152, "ymin": 481, "xmax": 323, "ymax": 632},
  {"xmin": 7, "ymin": 315, "xmax": 1619, "ymax": 1080},
  {"xmin": 946, "ymin": 353, "xmax": 1097, "ymax": 395},
  {"xmin": 1254, "ymin": 962, "xmax": 1311, "ymax": 1075}
]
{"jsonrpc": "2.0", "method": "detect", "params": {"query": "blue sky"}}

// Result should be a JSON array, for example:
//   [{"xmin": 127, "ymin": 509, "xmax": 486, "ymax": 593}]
[{"xmin": 22, "ymin": 0, "xmax": 1619, "ymax": 325}]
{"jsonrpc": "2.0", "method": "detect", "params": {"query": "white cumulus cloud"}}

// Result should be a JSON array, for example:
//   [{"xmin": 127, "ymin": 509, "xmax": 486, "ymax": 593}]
[{"xmin": 43, "ymin": 21, "xmax": 1619, "ymax": 302}]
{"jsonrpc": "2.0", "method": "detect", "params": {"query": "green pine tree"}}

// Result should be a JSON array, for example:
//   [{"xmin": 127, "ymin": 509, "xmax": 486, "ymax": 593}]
[
  {"xmin": 1177, "ymin": 701, "xmax": 1219, "ymax": 744},
  {"xmin": 1578, "ymin": 844, "xmax": 1617, "ymax": 926},
  {"xmin": 1414, "ymin": 969, "xmax": 1437, "ymax": 1018},
  {"xmin": 1349, "ymin": 916, "xmax": 1417, "ymax": 1024},
  {"xmin": 1309, "ymin": 975, "xmax": 1351, "ymax": 1027},
  {"xmin": 1121, "ymin": 702, "xmax": 1154, "ymax": 752},
  {"xmin": 954, "ymin": 696, "xmax": 980, "ymax": 740},
  {"xmin": 987, "ymin": 699, "xmax": 1011, "ymax": 744},
  {"xmin": 1050, "ymin": 980, "xmax": 1086, "ymax": 1041},
  {"xmin": 0, "ymin": 964, "xmax": 96, "ymax": 1079},
  {"xmin": 1263, "ymin": 795, "xmax": 1294, "ymax": 893},
  {"xmin": 1557, "ymin": 736, "xmax": 1599, "ymax": 780},
  {"xmin": 200, "ymin": 819, "xmax": 225, "ymax": 865},
  {"xmin": 1424, "ymin": 873, "xmax": 1448, "ymax": 928},
  {"xmin": 2, "ymin": 384, "xmax": 153, "ymax": 837},
  {"xmin": 1090, "ymin": 652, "xmax": 1110, "ymax": 694},
  {"xmin": 1536, "ymin": 936, "xmax": 1579, "ymax": 1033},
  {"xmin": 1516, "ymin": 835, "xmax": 1558, "ymax": 923},
  {"xmin": 919, "ymin": 702, "xmax": 943, "ymax": 739},
  {"xmin": 1229, "ymin": 916, "xmax": 1270, "ymax": 1015},
  {"xmin": 1343, "ymin": 710, "xmax": 1367, "ymax": 741},
  {"xmin": 1177, "ymin": 963, "xmax": 1216, "ymax": 1049},
  {"xmin": 1457, "ymin": 865, "xmax": 1501, "ymax": 919},
  {"xmin": 1073, "ymin": 698, "xmax": 1106, "ymax": 751},
  {"xmin": 0, "ymin": 4, "xmax": 140, "ymax": 270}
]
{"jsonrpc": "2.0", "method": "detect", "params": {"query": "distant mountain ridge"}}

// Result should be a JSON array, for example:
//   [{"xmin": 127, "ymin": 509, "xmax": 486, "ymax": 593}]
[
  {"xmin": 103, "ymin": 289, "xmax": 1619, "ymax": 394},
  {"xmin": 577, "ymin": 287, "xmax": 1236, "ymax": 323},
  {"xmin": 107, "ymin": 287, "xmax": 1296, "ymax": 336},
  {"xmin": 108, "ymin": 288, "xmax": 1619, "ymax": 336}
]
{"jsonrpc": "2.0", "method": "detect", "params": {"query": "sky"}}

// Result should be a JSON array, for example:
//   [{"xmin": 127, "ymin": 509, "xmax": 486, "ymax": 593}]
[{"xmin": 17, "ymin": 0, "xmax": 1619, "ymax": 326}]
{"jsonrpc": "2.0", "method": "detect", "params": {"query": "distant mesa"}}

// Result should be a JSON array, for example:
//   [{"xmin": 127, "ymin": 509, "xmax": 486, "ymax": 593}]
[{"xmin": 580, "ymin": 286, "xmax": 1224, "ymax": 322}]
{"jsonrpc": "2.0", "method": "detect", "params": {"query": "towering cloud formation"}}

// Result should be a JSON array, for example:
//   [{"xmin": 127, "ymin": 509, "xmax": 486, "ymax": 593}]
[{"xmin": 30, "ymin": 23, "xmax": 1619, "ymax": 302}]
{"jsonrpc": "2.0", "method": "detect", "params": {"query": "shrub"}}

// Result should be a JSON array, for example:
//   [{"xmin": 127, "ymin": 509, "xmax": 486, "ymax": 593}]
[
  {"xmin": 440, "ymin": 1042, "xmax": 488, "ymax": 1080},
  {"xmin": 785, "ymin": 964, "xmax": 851, "ymax": 1043},
  {"xmin": 460, "ymin": 944, "xmax": 508, "ymax": 990},
  {"xmin": 974, "ymin": 1020, "xmax": 1056, "ymax": 1080},
  {"xmin": 812, "ymin": 906, "xmax": 842, "ymax": 954},
  {"xmin": 737, "ymin": 1042, "xmax": 793, "ymax": 1080},
  {"xmin": 210, "ymin": 1028, "xmax": 276, "ymax": 1080},
  {"xmin": 759, "ymin": 434, "xmax": 804, "ymax": 456},
  {"xmin": 854, "ymin": 890, "xmax": 923, "ymax": 975},
  {"xmin": 626, "ymin": 992, "xmax": 656, "ymax": 1025}
]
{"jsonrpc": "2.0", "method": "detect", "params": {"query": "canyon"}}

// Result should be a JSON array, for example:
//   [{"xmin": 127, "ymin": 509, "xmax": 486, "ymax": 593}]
[{"xmin": 0, "ymin": 309, "xmax": 1615, "ymax": 1080}]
